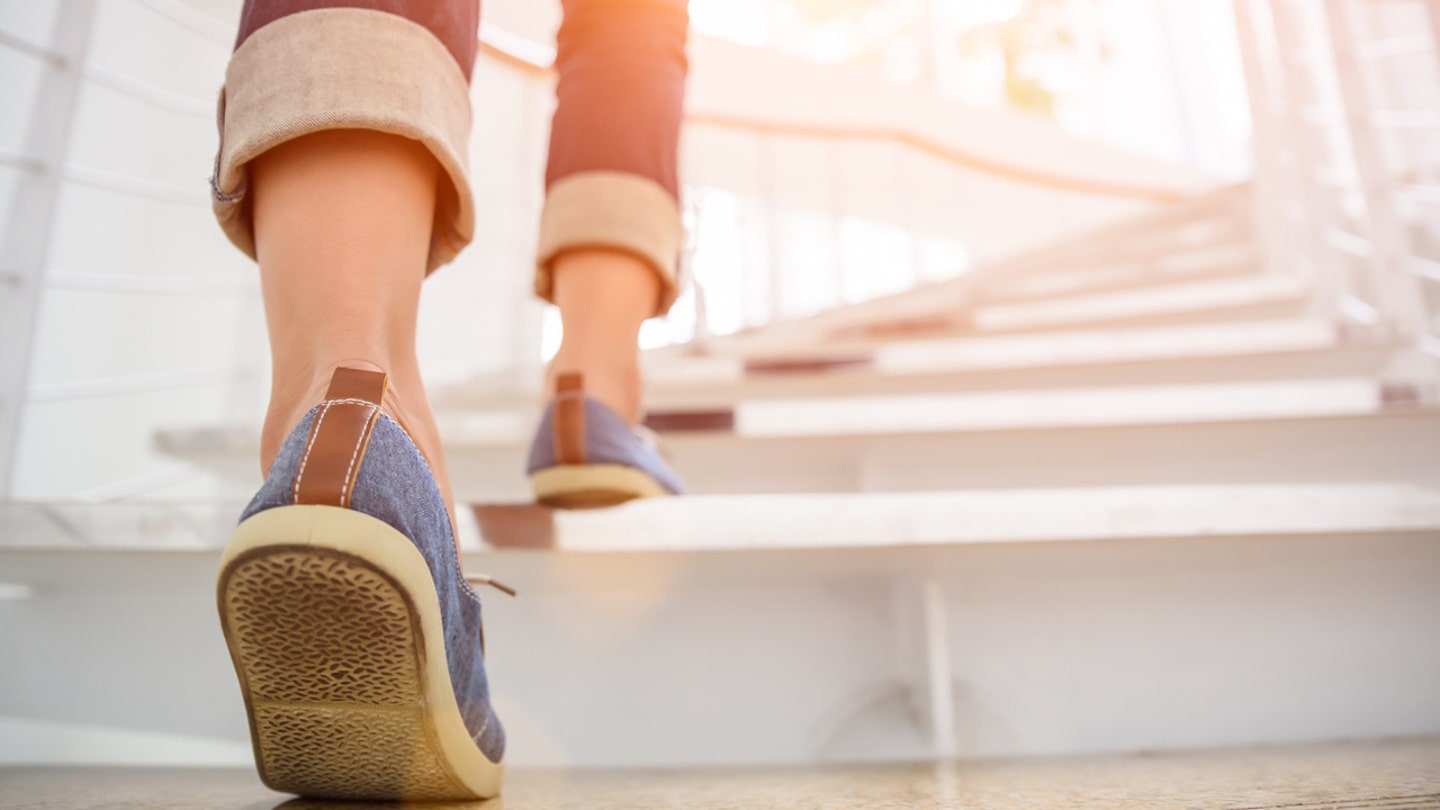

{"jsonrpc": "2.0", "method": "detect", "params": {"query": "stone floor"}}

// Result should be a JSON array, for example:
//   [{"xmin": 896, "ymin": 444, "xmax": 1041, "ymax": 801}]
[{"xmin": 3, "ymin": 738, "xmax": 1437, "ymax": 810}]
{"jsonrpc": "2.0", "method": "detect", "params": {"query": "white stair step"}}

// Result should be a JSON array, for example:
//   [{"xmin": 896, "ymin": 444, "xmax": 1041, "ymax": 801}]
[
  {"xmin": 972, "ymin": 274, "xmax": 1309, "ymax": 333},
  {"xmin": 647, "ymin": 317, "xmax": 1339, "ymax": 371},
  {"xmin": 639, "ymin": 343, "xmax": 1398, "ymax": 411},
  {"xmin": 475, "ymin": 483, "xmax": 1440, "ymax": 551},
  {"xmin": 734, "ymin": 378, "xmax": 1380, "ymax": 438}
]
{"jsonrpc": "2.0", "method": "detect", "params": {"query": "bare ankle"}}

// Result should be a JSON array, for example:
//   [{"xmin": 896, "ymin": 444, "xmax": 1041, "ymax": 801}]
[
  {"xmin": 546, "ymin": 360, "xmax": 643, "ymax": 425},
  {"xmin": 260, "ymin": 359, "xmax": 389, "ymax": 473}
]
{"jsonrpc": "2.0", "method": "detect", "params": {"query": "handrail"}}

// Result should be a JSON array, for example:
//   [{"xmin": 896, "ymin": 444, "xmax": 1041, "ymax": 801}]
[
  {"xmin": 45, "ymin": 271, "xmax": 259, "ymax": 297},
  {"xmin": 476, "ymin": 28, "xmax": 1191, "ymax": 204},
  {"xmin": 0, "ymin": 28, "xmax": 64, "ymax": 66},
  {"xmin": 0, "ymin": 148, "xmax": 44, "ymax": 174},
  {"xmin": 686, "ymin": 113, "xmax": 1189, "ymax": 203},
  {"xmin": 478, "ymin": 21, "xmax": 554, "ymax": 76},
  {"xmin": 84, "ymin": 63, "xmax": 211, "ymax": 117},
  {"xmin": 27, "ymin": 368, "xmax": 241, "ymax": 403},
  {"xmin": 132, "ymin": 0, "xmax": 230, "ymax": 44},
  {"xmin": 62, "ymin": 164, "xmax": 206, "ymax": 206}
]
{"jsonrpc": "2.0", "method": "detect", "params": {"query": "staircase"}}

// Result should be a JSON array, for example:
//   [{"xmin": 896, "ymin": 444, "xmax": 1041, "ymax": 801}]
[
  {"xmin": 411, "ymin": 174, "xmax": 1440, "ymax": 765},
  {"xmin": 429, "ymin": 165, "xmax": 1437, "ymax": 763},
  {"xmin": 129, "ymin": 34, "xmax": 1440, "ymax": 763},
  {"xmin": 426, "ymin": 182, "xmax": 1434, "ymax": 513},
  {"xmin": 3, "ymin": 0, "xmax": 1439, "ymax": 776}
]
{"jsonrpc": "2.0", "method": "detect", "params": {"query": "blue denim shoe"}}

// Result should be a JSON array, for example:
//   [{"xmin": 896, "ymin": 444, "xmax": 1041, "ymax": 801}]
[
  {"xmin": 527, "ymin": 372, "xmax": 684, "ymax": 508},
  {"xmin": 217, "ymin": 368, "xmax": 504, "ymax": 801}
]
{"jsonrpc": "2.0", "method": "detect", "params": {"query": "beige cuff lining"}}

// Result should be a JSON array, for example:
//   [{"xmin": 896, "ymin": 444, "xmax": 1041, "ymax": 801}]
[
  {"xmin": 211, "ymin": 8, "xmax": 474, "ymax": 273},
  {"xmin": 536, "ymin": 171, "xmax": 685, "ymax": 317}
]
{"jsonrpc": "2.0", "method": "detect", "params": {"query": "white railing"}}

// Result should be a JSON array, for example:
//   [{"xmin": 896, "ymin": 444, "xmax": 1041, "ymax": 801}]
[{"xmin": 1234, "ymin": 0, "xmax": 1440, "ymax": 401}]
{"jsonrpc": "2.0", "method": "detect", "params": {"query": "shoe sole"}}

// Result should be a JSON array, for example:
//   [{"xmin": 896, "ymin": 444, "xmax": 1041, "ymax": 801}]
[
  {"xmin": 530, "ymin": 464, "xmax": 670, "ymax": 509},
  {"xmin": 217, "ymin": 505, "xmax": 503, "ymax": 801}
]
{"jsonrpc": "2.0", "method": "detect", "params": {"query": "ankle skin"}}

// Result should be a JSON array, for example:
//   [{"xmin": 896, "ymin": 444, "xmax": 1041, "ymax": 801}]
[{"xmin": 548, "ymin": 248, "xmax": 661, "ymax": 424}]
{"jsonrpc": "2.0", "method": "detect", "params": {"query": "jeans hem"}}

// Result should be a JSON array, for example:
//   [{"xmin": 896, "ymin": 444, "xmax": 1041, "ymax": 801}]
[
  {"xmin": 212, "ymin": 7, "xmax": 475, "ymax": 274},
  {"xmin": 535, "ymin": 170, "xmax": 684, "ymax": 316}
]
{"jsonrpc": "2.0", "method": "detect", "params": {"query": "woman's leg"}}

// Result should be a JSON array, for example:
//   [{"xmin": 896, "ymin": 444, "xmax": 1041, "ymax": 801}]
[
  {"xmin": 536, "ymin": 0, "xmax": 691, "ymax": 424},
  {"xmin": 212, "ymin": 3, "xmax": 481, "ymax": 537},
  {"xmin": 211, "ymin": 8, "xmax": 507, "ymax": 797}
]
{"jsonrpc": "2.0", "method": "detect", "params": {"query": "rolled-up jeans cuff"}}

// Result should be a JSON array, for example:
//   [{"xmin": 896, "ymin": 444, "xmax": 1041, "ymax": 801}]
[
  {"xmin": 535, "ymin": 171, "xmax": 684, "ymax": 316},
  {"xmin": 211, "ymin": 8, "xmax": 474, "ymax": 273}
]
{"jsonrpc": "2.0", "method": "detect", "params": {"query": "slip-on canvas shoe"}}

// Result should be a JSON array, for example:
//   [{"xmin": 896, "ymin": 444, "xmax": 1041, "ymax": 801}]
[
  {"xmin": 217, "ymin": 367, "xmax": 504, "ymax": 801},
  {"xmin": 526, "ymin": 372, "xmax": 684, "ymax": 508}
]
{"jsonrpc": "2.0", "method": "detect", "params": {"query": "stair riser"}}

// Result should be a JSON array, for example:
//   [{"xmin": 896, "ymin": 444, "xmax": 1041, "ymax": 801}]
[{"xmin": 4, "ymin": 534, "xmax": 1437, "ymax": 767}]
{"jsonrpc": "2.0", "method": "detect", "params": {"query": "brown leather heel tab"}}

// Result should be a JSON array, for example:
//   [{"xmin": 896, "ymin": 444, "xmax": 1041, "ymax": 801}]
[
  {"xmin": 556, "ymin": 372, "xmax": 583, "ymax": 394},
  {"xmin": 554, "ymin": 372, "xmax": 587, "ymax": 466},
  {"xmin": 325, "ymin": 366, "xmax": 388, "ymax": 404},
  {"xmin": 294, "ymin": 368, "xmax": 389, "ymax": 508}
]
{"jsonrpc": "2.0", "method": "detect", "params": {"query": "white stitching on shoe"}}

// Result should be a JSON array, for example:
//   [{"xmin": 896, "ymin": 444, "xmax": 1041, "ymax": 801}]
[
  {"xmin": 338, "ymin": 403, "xmax": 379, "ymax": 508},
  {"xmin": 471, "ymin": 711, "xmax": 491, "ymax": 746},
  {"xmin": 324, "ymin": 397, "xmax": 380, "ymax": 408},
  {"xmin": 292, "ymin": 400, "xmax": 335, "ymax": 504}
]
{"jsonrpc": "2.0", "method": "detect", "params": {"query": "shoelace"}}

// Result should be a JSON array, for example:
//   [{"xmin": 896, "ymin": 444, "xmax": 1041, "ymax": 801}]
[{"xmin": 465, "ymin": 574, "xmax": 518, "ymax": 597}]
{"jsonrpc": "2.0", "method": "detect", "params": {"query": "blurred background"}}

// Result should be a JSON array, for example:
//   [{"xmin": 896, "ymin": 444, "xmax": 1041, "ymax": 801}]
[{"xmin": 1, "ymin": 0, "xmax": 1438, "ymax": 772}]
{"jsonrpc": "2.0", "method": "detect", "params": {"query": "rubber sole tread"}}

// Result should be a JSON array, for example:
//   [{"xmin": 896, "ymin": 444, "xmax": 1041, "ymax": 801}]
[{"xmin": 218, "ymin": 545, "xmax": 479, "ymax": 801}]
